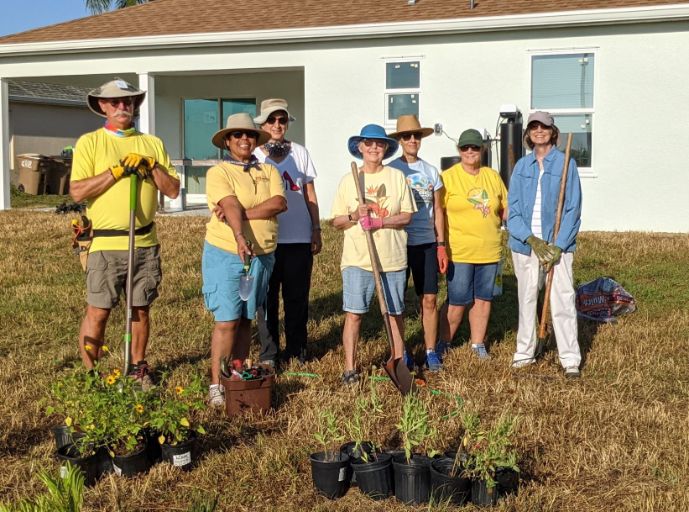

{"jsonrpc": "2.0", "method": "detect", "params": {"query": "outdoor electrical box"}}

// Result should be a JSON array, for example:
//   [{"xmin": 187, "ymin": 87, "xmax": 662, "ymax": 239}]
[{"xmin": 499, "ymin": 115, "xmax": 523, "ymax": 187}]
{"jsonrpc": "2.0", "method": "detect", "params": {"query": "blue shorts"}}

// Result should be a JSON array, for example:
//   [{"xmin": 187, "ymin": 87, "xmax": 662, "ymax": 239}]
[
  {"xmin": 201, "ymin": 241, "xmax": 275, "ymax": 322},
  {"xmin": 342, "ymin": 267, "xmax": 406, "ymax": 315},
  {"xmin": 446, "ymin": 262, "xmax": 498, "ymax": 306}
]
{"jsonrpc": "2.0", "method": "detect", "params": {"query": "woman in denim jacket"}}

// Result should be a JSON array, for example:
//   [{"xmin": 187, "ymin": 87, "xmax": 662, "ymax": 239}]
[{"xmin": 507, "ymin": 111, "xmax": 583, "ymax": 378}]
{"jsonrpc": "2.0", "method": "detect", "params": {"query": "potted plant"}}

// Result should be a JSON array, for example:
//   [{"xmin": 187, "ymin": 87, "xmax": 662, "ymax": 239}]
[
  {"xmin": 148, "ymin": 374, "xmax": 206, "ymax": 471},
  {"xmin": 344, "ymin": 384, "xmax": 393, "ymax": 500},
  {"xmin": 463, "ymin": 413, "xmax": 520, "ymax": 507},
  {"xmin": 309, "ymin": 408, "xmax": 351, "ymax": 499},
  {"xmin": 430, "ymin": 410, "xmax": 478, "ymax": 506},
  {"xmin": 392, "ymin": 392, "xmax": 437, "ymax": 505}
]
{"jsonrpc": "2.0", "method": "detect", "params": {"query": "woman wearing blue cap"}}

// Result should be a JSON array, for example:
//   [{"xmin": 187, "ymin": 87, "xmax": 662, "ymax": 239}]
[{"xmin": 330, "ymin": 124, "xmax": 416, "ymax": 385}]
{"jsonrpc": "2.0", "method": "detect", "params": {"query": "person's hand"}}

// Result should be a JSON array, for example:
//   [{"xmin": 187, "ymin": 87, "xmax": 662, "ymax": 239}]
[
  {"xmin": 357, "ymin": 204, "xmax": 369, "ymax": 219},
  {"xmin": 543, "ymin": 245, "xmax": 562, "ymax": 272},
  {"xmin": 436, "ymin": 245, "xmax": 449, "ymax": 274},
  {"xmin": 235, "ymin": 233, "xmax": 252, "ymax": 262},
  {"xmin": 126, "ymin": 165, "xmax": 152, "ymax": 180},
  {"xmin": 110, "ymin": 163, "xmax": 127, "ymax": 181},
  {"xmin": 311, "ymin": 228, "xmax": 322, "ymax": 255},
  {"xmin": 213, "ymin": 205, "xmax": 226, "ymax": 223},
  {"xmin": 121, "ymin": 153, "xmax": 156, "ymax": 171},
  {"xmin": 527, "ymin": 236, "xmax": 554, "ymax": 266},
  {"xmin": 359, "ymin": 216, "xmax": 383, "ymax": 231}
]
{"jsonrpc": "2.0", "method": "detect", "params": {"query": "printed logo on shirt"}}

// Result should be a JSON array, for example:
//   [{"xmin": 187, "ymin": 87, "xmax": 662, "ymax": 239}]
[
  {"xmin": 406, "ymin": 175, "xmax": 434, "ymax": 209},
  {"xmin": 467, "ymin": 188, "xmax": 491, "ymax": 217},
  {"xmin": 363, "ymin": 184, "xmax": 390, "ymax": 218}
]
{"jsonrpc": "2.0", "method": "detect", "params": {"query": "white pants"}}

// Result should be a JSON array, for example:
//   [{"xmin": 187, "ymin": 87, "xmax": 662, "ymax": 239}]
[{"xmin": 512, "ymin": 251, "xmax": 581, "ymax": 368}]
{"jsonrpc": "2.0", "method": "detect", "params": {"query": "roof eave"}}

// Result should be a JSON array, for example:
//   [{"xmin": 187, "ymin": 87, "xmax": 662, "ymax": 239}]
[{"xmin": 0, "ymin": 4, "xmax": 688, "ymax": 56}]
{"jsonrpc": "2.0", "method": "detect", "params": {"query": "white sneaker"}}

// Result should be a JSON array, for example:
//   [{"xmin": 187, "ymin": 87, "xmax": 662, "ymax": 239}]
[
  {"xmin": 564, "ymin": 366, "xmax": 581, "ymax": 379},
  {"xmin": 208, "ymin": 384, "xmax": 225, "ymax": 407},
  {"xmin": 511, "ymin": 359, "xmax": 535, "ymax": 369}
]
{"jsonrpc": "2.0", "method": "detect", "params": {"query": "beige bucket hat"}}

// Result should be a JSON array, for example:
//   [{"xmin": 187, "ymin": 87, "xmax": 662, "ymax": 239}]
[
  {"xmin": 87, "ymin": 78, "xmax": 146, "ymax": 118},
  {"xmin": 388, "ymin": 114, "xmax": 434, "ymax": 139},
  {"xmin": 253, "ymin": 98, "xmax": 296, "ymax": 125},
  {"xmin": 212, "ymin": 112, "xmax": 270, "ymax": 149}
]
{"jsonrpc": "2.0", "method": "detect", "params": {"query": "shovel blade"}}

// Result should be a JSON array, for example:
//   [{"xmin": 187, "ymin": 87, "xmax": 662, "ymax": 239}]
[
  {"xmin": 238, "ymin": 275, "xmax": 254, "ymax": 301},
  {"xmin": 384, "ymin": 357, "xmax": 416, "ymax": 395}
]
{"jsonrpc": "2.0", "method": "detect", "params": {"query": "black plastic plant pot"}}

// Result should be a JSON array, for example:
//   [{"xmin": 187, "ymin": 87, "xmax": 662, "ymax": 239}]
[
  {"xmin": 495, "ymin": 467, "xmax": 519, "ymax": 496},
  {"xmin": 352, "ymin": 452, "xmax": 393, "ymax": 500},
  {"xmin": 52, "ymin": 425, "xmax": 84, "ymax": 451},
  {"xmin": 309, "ymin": 451, "xmax": 352, "ymax": 500},
  {"xmin": 144, "ymin": 428, "xmax": 162, "ymax": 464},
  {"xmin": 112, "ymin": 441, "xmax": 152, "ymax": 477},
  {"xmin": 471, "ymin": 468, "xmax": 520, "ymax": 507},
  {"xmin": 56, "ymin": 444, "xmax": 111, "ymax": 487},
  {"xmin": 430, "ymin": 457, "xmax": 470, "ymax": 506},
  {"xmin": 340, "ymin": 441, "xmax": 374, "ymax": 485},
  {"xmin": 392, "ymin": 453, "xmax": 431, "ymax": 505},
  {"xmin": 161, "ymin": 436, "xmax": 197, "ymax": 471}
]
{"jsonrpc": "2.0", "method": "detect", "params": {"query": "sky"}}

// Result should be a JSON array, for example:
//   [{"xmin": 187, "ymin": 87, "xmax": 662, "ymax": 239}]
[{"xmin": 0, "ymin": 0, "xmax": 90, "ymax": 37}]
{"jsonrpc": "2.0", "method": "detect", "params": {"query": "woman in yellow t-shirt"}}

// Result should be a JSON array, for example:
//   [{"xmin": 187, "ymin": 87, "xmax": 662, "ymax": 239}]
[{"xmin": 437, "ymin": 129, "xmax": 507, "ymax": 360}]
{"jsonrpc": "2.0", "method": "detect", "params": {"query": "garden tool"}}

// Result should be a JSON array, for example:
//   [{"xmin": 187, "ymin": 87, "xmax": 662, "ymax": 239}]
[
  {"xmin": 123, "ymin": 172, "xmax": 138, "ymax": 376},
  {"xmin": 238, "ymin": 240, "xmax": 254, "ymax": 301},
  {"xmin": 350, "ymin": 163, "xmax": 415, "ymax": 396},
  {"xmin": 535, "ymin": 133, "xmax": 573, "ymax": 358}
]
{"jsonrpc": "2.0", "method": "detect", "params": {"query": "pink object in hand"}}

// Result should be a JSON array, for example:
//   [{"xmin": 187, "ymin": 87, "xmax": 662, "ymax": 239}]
[{"xmin": 359, "ymin": 216, "xmax": 383, "ymax": 231}]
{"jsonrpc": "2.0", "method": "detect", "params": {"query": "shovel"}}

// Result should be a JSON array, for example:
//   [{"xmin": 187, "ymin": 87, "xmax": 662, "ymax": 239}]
[
  {"xmin": 351, "ymin": 163, "xmax": 415, "ymax": 395},
  {"xmin": 535, "ymin": 133, "xmax": 573, "ymax": 358},
  {"xmin": 238, "ymin": 240, "xmax": 254, "ymax": 301},
  {"xmin": 123, "ymin": 173, "xmax": 138, "ymax": 375}
]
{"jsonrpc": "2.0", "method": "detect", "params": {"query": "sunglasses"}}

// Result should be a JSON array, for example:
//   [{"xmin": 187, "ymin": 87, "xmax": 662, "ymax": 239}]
[
  {"xmin": 401, "ymin": 132, "xmax": 423, "ymax": 141},
  {"xmin": 459, "ymin": 145, "xmax": 481, "ymax": 152},
  {"xmin": 229, "ymin": 131, "xmax": 258, "ymax": 140},
  {"xmin": 265, "ymin": 115, "xmax": 288, "ymax": 125},
  {"xmin": 106, "ymin": 98, "xmax": 134, "ymax": 107},
  {"xmin": 362, "ymin": 139, "xmax": 387, "ymax": 149},
  {"xmin": 529, "ymin": 122, "xmax": 553, "ymax": 131}
]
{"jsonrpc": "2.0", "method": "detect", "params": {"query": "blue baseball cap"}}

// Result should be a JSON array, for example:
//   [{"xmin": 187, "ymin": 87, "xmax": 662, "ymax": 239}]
[{"xmin": 348, "ymin": 124, "xmax": 399, "ymax": 160}]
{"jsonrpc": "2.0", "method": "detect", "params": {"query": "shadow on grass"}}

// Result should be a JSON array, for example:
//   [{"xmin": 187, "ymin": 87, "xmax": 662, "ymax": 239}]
[{"xmin": 0, "ymin": 424, "xmax": 51, "ymax": 456}]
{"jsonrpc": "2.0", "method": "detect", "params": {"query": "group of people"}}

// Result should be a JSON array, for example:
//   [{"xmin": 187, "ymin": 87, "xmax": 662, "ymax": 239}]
[{"xmin": 70, "ymin": 78, "xmax": 583, "ymax": 406}]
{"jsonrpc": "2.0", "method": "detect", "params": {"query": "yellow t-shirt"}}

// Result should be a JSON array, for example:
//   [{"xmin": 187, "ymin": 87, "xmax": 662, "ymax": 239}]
[
  {"xmin": 330, "ymin": 166, "xmax": 416, "ymax": 272},
  {"xmin": 71, "ymin": 128, "xmax": 178, "ymax": 252},
  {"xmin": 205, "ymin": 162, "xmax": 284, "ymax": 255},
  {"xmin": 441, "ymin": 164, "xmax": 508, "ymax": 263}
]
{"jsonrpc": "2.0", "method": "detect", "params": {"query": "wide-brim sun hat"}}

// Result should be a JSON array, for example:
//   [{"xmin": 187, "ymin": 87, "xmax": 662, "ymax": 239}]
[
  {"xmin": 212, "ymin": 112, "xmax": 270, "ymax": 149},
  {"xmin": 253, "ymin": 98, "xmax": 296, "ymax": 125},
  {"xmin": 457, "ymin": 129, "xmax": 484, "ymax": 148},
  {"xmin": 348, "ymin": 124, "xmax": 399, "ymax": 160},
  {"xmin": 388, "ymin": 114, "xmax": 434, "ymax": 139},
  {"xmin": 87, "ymin": 78, "xmax": 146, "ymax": 118},
  {"xmin": 526, "ymin": 111, "xmax": 556, "ymax": 128}
]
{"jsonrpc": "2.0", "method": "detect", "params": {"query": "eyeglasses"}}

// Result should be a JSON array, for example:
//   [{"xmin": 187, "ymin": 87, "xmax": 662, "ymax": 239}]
[
  {"xmin": 362, "ymin": 139, "xmax": 387, "ymax": 149},
  {"xmin": 106, "ymin": 98, "xmax": 134, "ymax": 107},
  {"xmin": 459, "ymin": 145, "xmax": 481, "ymax": 152},
  {"xmin": 265, "ymin": 115, "xmax": 288, "ymax": 125},
  {"xmin": 229, "ymin": 131, "xmax": 258, "ymax": 140},
  {"xmin": 401, "ymin": 132, "xmax": 423, "ymax": 141}
]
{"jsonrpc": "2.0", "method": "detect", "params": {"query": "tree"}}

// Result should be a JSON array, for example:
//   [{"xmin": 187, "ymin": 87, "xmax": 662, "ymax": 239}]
[{"xmin": 85, "ymin": 0, "xmax": 150, "ymax": 15}]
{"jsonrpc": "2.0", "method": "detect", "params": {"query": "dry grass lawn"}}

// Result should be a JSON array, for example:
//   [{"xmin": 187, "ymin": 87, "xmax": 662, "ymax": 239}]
[{"xmin": 0, "ymin": 209, "xmax": 688, "ymax": 511}]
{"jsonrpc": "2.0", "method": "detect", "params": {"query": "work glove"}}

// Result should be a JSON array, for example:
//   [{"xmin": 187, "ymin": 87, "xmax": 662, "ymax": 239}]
[
  {"xmin": 527, "ymin": 236, "xmax": 553, "ymax": 266},
  {"xmin": 110, "ymin": 163, "xmax": 127, "ymax": 181},
  {"xmin": 359, "ymin": 216, "xmax": 383, "ymax": 231},
  {"xmin": 436, "ymin": 245, "xmax": 449, "ymax": 274},
  {"xmin": 543, "ymin": 245, "xmax": 562, "ymax": 272},
  {"xmin": 121, "ymin": 153, "xmax": 156, "ymax": 172}
]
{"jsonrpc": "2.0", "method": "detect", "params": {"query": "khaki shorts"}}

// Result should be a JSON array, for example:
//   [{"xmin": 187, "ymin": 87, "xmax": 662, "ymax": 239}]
[{"xmin": 86, "ymin": 246, "xmax": 162, "ymax": 309}]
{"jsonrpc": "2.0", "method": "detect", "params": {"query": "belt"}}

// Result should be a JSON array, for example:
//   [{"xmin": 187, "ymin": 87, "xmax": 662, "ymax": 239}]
[{"xmin": 92, "ymin": 222, "xmax": 154, "ymax": 238}]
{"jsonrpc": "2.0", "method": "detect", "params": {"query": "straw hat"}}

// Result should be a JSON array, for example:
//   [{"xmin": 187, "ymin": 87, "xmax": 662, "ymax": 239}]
[
  {"xmin": 388, "ymin": 114, "xmax": 434, "ymax": 140},
  {"xmin": 348, "ymin": 124, "xmax": 399, "ymax": 160},
  {"xmin": 87, "ymin": 78, "xmax": 145, "ymax": 118},
  {"xmin": 253, "ymin": 98, "xmax": 296, "ymax": 125},
  {"xmin": 212, "ymin": 112, "xmax": 270, "ymax": 149}
]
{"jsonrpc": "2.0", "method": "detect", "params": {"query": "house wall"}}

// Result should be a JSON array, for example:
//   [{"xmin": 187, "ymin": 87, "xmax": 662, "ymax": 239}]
[
  {"xmin": 1, "ymin": 21, "xmax": 687, "ymax": 231},
  {"xmin": 8, "ymin": 102, "xmax": 100, "ymax": 185}
]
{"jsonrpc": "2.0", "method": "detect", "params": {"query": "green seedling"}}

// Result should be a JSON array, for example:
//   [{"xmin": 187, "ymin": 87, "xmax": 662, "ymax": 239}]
[
  {"xmin": 314, "ymin": 409, "xmax": 345, "ymax": 462},
  {"xmin": 397, "ymin": 392, "xmax": 437, "ymax": 463},
  {"xmin": 463, "ymin": 413, "xmax": 519, "ymax": 489}
]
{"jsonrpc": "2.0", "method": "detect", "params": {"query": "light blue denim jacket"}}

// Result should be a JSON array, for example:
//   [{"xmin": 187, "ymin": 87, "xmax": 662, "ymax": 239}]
[{"xmin": 507, "ymin": 147, "xmax": 582, "ymax": 255}]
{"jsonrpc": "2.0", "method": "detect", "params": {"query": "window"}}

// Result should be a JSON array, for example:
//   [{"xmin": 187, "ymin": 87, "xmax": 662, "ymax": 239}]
[
  {"xmin": 182, "ymin": 98, "xmax": 255, "ymax": 194},
  {"xmin": 531, "ymin": 52, "xmax": 595, "ymax": 171},
  {"xmin": 385, "ymin": 60, "xmax": 420, "ymax": 123}
]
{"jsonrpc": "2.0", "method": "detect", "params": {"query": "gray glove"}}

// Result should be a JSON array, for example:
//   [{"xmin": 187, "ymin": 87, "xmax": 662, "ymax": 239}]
[
  {"xmin": 543, "ymin": 245, "xmax": 562, "ymax": 272},
  {"xmin": 527, "ymin": 236, "xmax": 554, "ymax": 266}
]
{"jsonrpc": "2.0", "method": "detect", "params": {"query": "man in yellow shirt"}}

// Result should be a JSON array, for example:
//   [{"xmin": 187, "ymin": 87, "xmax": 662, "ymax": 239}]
[{"xmin": 70, "ymin": 78, "xmax": 180, "ymax": 387}]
